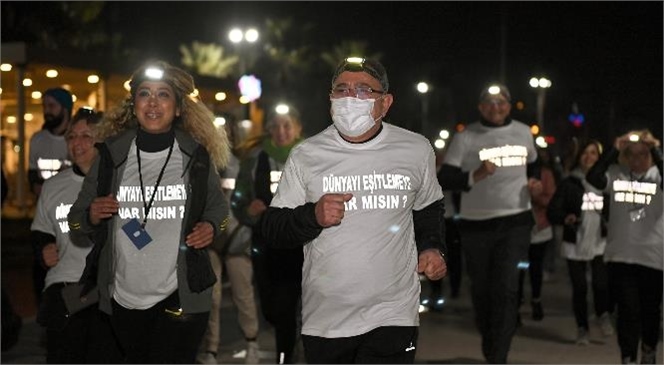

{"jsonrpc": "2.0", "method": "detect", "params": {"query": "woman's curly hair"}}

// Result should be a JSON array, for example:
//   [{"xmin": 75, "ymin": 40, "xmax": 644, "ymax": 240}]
[{"xmin": 96, "ymin": 60, "xmax": 230, "ymax": 170}]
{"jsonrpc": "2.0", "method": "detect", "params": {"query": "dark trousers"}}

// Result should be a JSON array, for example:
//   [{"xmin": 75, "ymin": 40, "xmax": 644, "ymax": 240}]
[
  {"xmin": 33, "ymin": 261, "xmax": 47, "ymax": 305},
  {"xmin": 518, "ymin": 240, "xmax": 549, "ymax": 302},
  {"xmin": 566, "ymin": 256, "xmax": 611, "ymax": 330},
  {"xmin": 425, "ymin": 217, "xmax": 462, "ymax": 301},
  {"xmin": 110, "ymin": 291, "xmax": 209, "ymax": 364},
  {"xmin": 252, "ymin": 243, "xmax": 303, "ymax": 364},
  {"xmin": 302, "ymin": 326, "xmax": 418, "ymax": 364},
  {"xmin": 461, "ymin": 217, "xmax": 531, "ymax": 364},
  {"xmin": 445, "ymin": 217, "xmax": 463, "ymax": 297},
  {"xmin": 607, "ymin": 262, "xmax": 663, "ymax": 362},
  {"xmin": 38, "ymin": 283, "xmax": 122, "ymax": 364},
  {"xmin": 1, "ymin": 286, "xmax": 22, "ymax": 352}
]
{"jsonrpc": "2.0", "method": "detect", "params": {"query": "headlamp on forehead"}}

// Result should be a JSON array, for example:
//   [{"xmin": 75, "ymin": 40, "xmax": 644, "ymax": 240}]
[
  {"xmin": 487, "ymin": 85, "xmax": 501, "ymax": 95},
  {"xmin": 479, "ymin": 83, "xmax": 511, "ymax": 103},
  {"xmin": 345, "ymin": 57, "xmax": 365, "ymax": 65},
  {"xmin": 332, "ymin": 57, "xmax": 389, "ymax": 92},
  {"xmin": 144, "ymin": 67, "xmax": 164, "ymax": 80}
]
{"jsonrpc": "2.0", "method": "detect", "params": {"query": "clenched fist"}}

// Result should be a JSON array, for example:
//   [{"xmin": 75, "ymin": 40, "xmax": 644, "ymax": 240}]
[{"xmin": 315, "ymin": 193, "xmax": 353, "ymax": 228}]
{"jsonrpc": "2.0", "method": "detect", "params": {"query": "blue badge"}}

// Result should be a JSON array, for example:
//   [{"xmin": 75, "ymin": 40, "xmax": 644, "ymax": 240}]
[{"xmin": 121, "ymin": 218, "xmax": 153, "ymax": 250}]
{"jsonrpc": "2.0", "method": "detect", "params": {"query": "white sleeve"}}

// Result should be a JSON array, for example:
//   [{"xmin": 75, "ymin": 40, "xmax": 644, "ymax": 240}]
[
  {"xmin": 413, "ymin": 145, "xmax": 444, "ymax": 210},
  {"xmin": 270, "ymin": 150, "xmax": 307, "ymax": 209},
  {"xmin": 443, "ymin": 131, "xmax": 465, "ymax": 168},
  {"xmin": 30, "ymin": 183, "xmax": 55, "ymax": 235}
]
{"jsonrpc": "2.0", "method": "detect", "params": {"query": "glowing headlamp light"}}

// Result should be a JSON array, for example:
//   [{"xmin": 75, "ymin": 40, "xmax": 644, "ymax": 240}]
[
  {"xmin": 144, "ymin": 67, "xmax": 164, "ymax": 80},
  {"xmin": 487, "ymin": 85, "xmax": 501, "ymax": 95}
]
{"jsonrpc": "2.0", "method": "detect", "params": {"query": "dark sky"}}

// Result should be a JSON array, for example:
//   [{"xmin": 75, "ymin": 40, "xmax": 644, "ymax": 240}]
[{"xmin": 101, "ymin": 2, "xmax": 664, "ymax": 149}]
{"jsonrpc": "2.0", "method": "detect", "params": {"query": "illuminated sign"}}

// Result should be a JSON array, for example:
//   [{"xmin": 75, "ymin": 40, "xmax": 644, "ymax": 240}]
[{"xmin": 238, "ymin": 75, "xmax": 262, "ymax": 102}]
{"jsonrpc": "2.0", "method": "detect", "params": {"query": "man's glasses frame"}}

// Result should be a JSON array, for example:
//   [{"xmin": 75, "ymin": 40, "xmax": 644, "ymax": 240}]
[{"xmin": 330, "ymin": 86, "xmax": 385, "ymax": 100}]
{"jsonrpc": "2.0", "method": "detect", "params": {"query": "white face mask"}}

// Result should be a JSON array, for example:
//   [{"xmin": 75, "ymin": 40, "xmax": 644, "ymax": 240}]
[{"xmin": 330, "ymin": 97, "xmax": 379, "ymax": 138}]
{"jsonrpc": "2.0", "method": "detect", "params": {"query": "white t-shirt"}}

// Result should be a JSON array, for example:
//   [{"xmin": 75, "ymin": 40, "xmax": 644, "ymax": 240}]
[
  {"xmin": 601, "ymin": 164, "xmax": 662, "ymax": 271},
  {"xmin": 271, "ymin": 123, "xmax": 443, "ymax": 338},
  {"xmin": 561, "ymin": 176, "xmax": 607, "ymax": 261},
  {"xmin": 113, "ymin": 141, "xmax": 186, "ymax": 309},
  {"xmin": 444, "ymin": 119, "xmax": 538, "ymax": 220},
  {"xmin": 30, "ymin": 168, "xmax": 91, "ymax": 289},
  {"xmin": 28, "ymin": 129, "xmax": 71, "ymax": 180}
]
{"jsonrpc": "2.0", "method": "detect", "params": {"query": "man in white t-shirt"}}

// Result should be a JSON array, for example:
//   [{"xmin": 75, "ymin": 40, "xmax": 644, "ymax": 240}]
[
  {"xmin": 439, "ymin": 83, "xmax": 542, "ymax": 364},
  {"xmin": 259, "ymin": 57, "xmax": 447, "ymax": 364},
  {"xmin": 29, "ymin": 87, "xmax": 74, "ymax": 197},
  {"xmin": 29, "ymin": 87, "xmax": 74, "ymax": 307}
]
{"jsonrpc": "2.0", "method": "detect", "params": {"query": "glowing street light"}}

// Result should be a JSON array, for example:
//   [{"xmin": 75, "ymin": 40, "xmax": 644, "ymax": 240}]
[
  {"xmin": 416, "ymin": 81, "xmax": 430, "ymax": 135},
  {"xmin": 228, "ymin": 27, "xmax": 261, "ymax": 121},
  {"xmin": 228, "ymin": 28, "xmax": 259, "ymax": 44},
  {"xmin": 228, "ymin": 27, "xmax": 260, "ymax": 75},
  {"xmin": 530, "ymin": 76, "xmax": 552, "ymax": 134}
]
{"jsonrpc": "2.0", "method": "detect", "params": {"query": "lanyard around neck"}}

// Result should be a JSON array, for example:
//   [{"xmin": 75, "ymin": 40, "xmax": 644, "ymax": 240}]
[{"xmin": 136, "ymin": 137, "xmax": 175, "ymax": 228}]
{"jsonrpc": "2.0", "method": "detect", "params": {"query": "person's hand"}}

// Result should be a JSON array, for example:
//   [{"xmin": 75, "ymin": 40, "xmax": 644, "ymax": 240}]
[
  {"xmin": 417, "ymin": 249, "xmax": 447, "ymax": 280},
  {"xmin": 614, "ymin": 133, "xmax": 632, "ymax": 151},
  {"xmin": 563, "ymin": 213, "xmax": 578, "ymax": 226},
  {"xmin": 42, "ymin": 243, "xmax": 59, "ymax": 268},
  {"xmin": 641, "ymin": 134, "xmax": 661, "ymax": 149},
  {"xmin": 527, "ymin": 178, "xmax": 543, "ymax": 196},
  {"xmin": 247, "ymin": 199, "xmax": 267, "ymax": 218},
  {"xmin": 89, "ymin": 194, "xmax": 119, "ymax": 225},
  {"xmin": 32, "ymin": 183, "xmax": 43, "ymax": 197},
  {"xmin": 473, "ymin": 160, "xmax": 496, "ymax": 183},
  {"xmin": 315, "ymin": 193, "xmax": 353, "ymax": 227},
  {"xmin": 186, "ymin": 221, "xmax": 214, "ymax": 249}
]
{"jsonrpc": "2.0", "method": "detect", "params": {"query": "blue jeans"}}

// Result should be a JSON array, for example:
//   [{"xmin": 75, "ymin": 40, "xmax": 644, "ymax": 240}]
[{"xmin": 460, "ymin": 211, "xmax": 533, "ymax": 364}]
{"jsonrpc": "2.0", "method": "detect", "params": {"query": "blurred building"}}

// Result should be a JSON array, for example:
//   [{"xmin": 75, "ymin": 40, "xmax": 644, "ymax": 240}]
[{"xmin": 1, "ymin": 42, "xmax": 262, "ymax": 218}]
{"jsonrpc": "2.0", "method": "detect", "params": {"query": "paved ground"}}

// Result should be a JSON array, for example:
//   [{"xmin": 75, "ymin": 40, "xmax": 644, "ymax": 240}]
[{"xmin": 1, "ymin": 217, "xmax": 662, "ymax": 364}]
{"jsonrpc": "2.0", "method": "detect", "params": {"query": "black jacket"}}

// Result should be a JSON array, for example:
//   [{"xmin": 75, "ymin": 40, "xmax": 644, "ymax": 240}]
[{"xmin": 547, "ymin": 174, "xmax": 609, "ymax": 243}]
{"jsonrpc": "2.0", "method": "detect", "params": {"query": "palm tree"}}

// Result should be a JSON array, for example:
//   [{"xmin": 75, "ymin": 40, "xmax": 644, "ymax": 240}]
[
  {"xmin": 258, "ymin": 17, "xmax": 316, "ymax": 92},
  {"xmin": 179, "ymin": 41, "xmax": 238, "ymax": 79},
  {"xmin": 320, "ymin": 40, "xmax": 383, "ymax": 72}
]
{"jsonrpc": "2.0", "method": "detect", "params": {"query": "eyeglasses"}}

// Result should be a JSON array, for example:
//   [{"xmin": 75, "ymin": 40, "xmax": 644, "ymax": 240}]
[{"xmin": 330, "ymin": 86, "xmax": 385, "ymax": 100}]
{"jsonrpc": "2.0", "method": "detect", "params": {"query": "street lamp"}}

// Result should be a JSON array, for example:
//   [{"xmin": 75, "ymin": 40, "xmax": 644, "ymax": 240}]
[
  {"xmin": 529, "ymin": 76, "xmax": 552, "ymax": 134},
  {"xmin": 416, "ymin": 81, "xmax": 430, "ymax": 136},
  {"xmin": 228, "ymin": 27, "xmax": 259, "ymax": 75},
  {"xmin": 228, "ymin": 27, "xmax": 260, "ymax": 122}
]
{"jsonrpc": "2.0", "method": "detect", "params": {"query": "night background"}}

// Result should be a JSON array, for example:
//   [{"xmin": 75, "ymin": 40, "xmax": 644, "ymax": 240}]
[
  {"xmin": 0, "ymin": 3, "xmax": 663, "ymax": 361},
  {"xmin": 2, "ymin": 1, "xmax": 663, "ymax": 159}
]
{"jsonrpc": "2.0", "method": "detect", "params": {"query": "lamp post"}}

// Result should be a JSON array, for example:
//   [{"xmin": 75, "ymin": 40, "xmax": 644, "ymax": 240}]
[
  {"xmin": 416, "ymin": 81, "xmax": 430, "ymax": 136},
  {"xmin": 529, "ymin": 77, "xmax": 552, "ymax": 134},
  {"xmin": 228, "ymin": 27, "xmax": 259, "ymax": 75},
  {"xmin": 228, "ymin": 27, "xmax": 259, "ymax": 122}
]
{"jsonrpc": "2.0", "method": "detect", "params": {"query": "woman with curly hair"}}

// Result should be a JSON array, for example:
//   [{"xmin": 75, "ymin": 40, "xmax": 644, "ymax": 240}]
[{"xmin": 68, "ymin": 60, "xmax": 230, "ymax": 363}]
